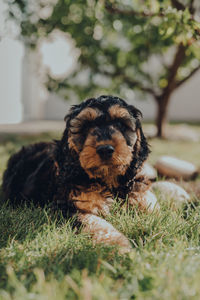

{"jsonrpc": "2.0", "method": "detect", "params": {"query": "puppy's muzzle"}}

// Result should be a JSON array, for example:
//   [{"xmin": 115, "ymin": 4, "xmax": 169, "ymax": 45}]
[{"xmin": 96, "ymin": 144, "xmax": 114, "ymax": 160}]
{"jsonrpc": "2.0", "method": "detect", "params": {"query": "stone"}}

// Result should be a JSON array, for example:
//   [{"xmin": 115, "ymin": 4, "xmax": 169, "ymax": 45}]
[
  {"xmin": 144, "ymin": 190, "xmax": 159, "ymax": 211},
  {"xmin": 155, "ymin": 156, "xmax": 198, "ymax": 180},
  {"xmin": 168, "ymin": 124, "xmax": 200, "ymax": 142},
  {"xmin": 139, "ymin": 162, "xmax": 157, "ymax": 181},
  {"xmin": 151, "ymin": 181, "xmax": 190, "ymax": 204}
]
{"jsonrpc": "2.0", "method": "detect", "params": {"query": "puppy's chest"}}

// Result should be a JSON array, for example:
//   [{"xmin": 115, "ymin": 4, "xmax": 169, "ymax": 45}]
[{"xmin": 69, "ymin": 184, "xmax": 114, "ymax": 215}]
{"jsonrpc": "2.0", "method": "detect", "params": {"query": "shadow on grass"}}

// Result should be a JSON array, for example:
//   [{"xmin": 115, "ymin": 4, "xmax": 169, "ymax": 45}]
[
  {"xmin": 0, "ymin": 133, "xmax": 60, "ymax": 158},
  {"xmin": 0, "ymin": 132, "xmax": 60, "ymax": 144},
  {"xmin": 0, "ymin": 189, "xmax": 130, "ymax": 291},
  {"xmin": 0, "ymin": 215, "xmax": 130, "ymax": 292},
  {"xmin": 0, "ymin": 192, "xmax": 66, "ymax": 249}
]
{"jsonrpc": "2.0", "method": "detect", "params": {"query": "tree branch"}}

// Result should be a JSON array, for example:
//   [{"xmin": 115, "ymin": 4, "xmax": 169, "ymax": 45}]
[
  {"xmin": 98, "ymin": 68, "xmax": 158, "ymax": 97},
  {"xmin": 105, "ymin": 1, "xmax": 200, "ymax": 38},
  {"xmin": 121, "ymin": 74, "xmax": 158, "ymax": 97},
  {"xmin": 106, "ymin": 0, "xmax": 198, "ymax": 19},
  {"xmin": 189, "ymin": 0, "xmax": 195, "ymax": 14},
  {"xmin": 171, "ymin": 0, "xmax": 185, "ymax": 11},
  {"xmin": 105, "ymin": 1, "xmax": 164, "ymax": 18},
  {"xmin": 175, "ymin": 64, "xmax": 200, "ymax": 89},
  {"xmin": 157, "ymin": 43, "xmax": 187, "ymax": 103},
  {"xmin": 80, "ymin": 55, "xmax": 158, "ymax": 97}
]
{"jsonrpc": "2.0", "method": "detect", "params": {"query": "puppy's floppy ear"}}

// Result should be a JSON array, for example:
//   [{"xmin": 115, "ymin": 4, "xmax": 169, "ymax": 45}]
[
  {"xmin": 64, "ymin": 105, "xmax": 81, "ymax": 126},
  {"xmin": 128, "ymin": 104, "xmax": 150, "ymax": 164},
  {"xmin": 62, "ymin": 104, "xmax": 84, "ymax": 155},
  {"xmin": 61, "ymin": 106, "xmax": 81, "ymax": 154},
  {"xmin": 128, "ymin": 104, "xmax": 143, "ymax": 120}
]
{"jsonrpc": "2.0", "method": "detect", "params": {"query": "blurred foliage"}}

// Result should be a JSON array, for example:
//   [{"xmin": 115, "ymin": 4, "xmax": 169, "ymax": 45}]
[
  {"xmin": 5, "ymin": 0, "xmax": 200, "ymax": 136},
  {"xmin": 5, "ymin": 0, "xmax": 200, "ymax": 99}
]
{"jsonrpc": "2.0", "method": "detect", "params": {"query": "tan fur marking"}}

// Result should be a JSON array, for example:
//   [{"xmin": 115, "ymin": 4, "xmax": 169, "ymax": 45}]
[
  {"xmin": 79, "ymin": 129, "xmax": 132, "ymax": 187},
  {"xmin": 78, "ymin": 107, "xmax": 100, "ymax": 120},
  {"xmin": 109, "ymin": 105, "xmax": 136, "ymax": 129},
  {"xmin": 70, "ymin": 107, "xmax": 100, "ymax": 130},
  {"xmin": 133, "ymin": 127, "xmax": 142, "ymax": 156},
  {"xmin": 68, "ymin": 108, "xmax": 101, "ymax": 152},
  {"xmin": 68, "ymin": 134, "xmax": 80, "ymax": 153},
  {"xmin": 69, "ymin": 184, "xmax": 113, "ymax": 215},
  {"xmin": 127, "ymin": 175, "xmax": 153, "ymax": 211},
  {"xmin": 54, "ymin": 161, "xmax": 59, "ymax": 176},
  {"xmin": 109, "ymin": 105, "xmax": 130, "ymax": 119},
  {"xmin": 136, "ymin": 127, "xmax": 141, "ymax": 142}
]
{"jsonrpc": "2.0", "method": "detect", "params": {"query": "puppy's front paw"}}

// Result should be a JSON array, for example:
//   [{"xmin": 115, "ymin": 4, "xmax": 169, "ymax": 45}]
[{"xmin": 79, "ymin": 213, "xmax": 132, "ymax": 254}]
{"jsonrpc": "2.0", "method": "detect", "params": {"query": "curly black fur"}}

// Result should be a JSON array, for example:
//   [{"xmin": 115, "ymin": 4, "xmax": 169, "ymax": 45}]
[{"xmin": 2, "ymin": 95, "xmax": 150, "ymax": 214}]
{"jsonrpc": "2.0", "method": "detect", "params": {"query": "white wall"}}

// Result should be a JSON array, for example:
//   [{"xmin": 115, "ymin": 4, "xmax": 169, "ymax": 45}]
[
  {"xmin": 0, "ymin": 1, "xmax": 24, "ymax": 124},
  {"xmin": 21, "ymin": 48, "xmax": 46, "ymax": 120},
  {"xmin": 169, "ymin": 72, "xmax": 200, "ymax": 121},
  {"xmin": 0, "ymin": 38, "xmax": 24, "ymax": 124}
]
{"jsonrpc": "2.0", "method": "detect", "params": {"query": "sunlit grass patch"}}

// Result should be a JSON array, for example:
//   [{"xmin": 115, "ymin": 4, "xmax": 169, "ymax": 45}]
[{"xmin": 0, "ymin": 130, "xmax": 200, "ymax": 299}]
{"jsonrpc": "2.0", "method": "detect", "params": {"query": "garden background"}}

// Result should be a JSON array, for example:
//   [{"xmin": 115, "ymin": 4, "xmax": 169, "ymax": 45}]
[{"xmin": 0, "ymin": 0, "xmax": 200, "ymax": 299}]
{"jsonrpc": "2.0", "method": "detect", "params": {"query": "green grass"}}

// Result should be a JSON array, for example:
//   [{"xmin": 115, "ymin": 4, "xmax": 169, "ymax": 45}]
[{"xmin": 0, "ymin": 129, "xmax": 200, "ymax": 300}]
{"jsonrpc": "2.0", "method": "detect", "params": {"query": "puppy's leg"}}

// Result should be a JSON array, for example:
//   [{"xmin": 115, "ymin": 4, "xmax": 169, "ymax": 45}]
[
  {"xmin": 78, "ymin": 213, "xmax": 132, "ymax": 254},
  {"xmin": 69, "ymin": 186, "xmax": 114, "ymax": 216},
  {"xmin": 128, "ymin": 176, "xmax": 159, "ymax": 212},
  {"xmin": 128, "ymin": 190, "xmax": 158, "ymax": 212}
]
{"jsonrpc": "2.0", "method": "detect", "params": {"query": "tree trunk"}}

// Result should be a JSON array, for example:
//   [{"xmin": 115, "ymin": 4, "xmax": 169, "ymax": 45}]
[
  {"xmin": 155, "ymin": 43, "xmax": 187, "ymax": 138},
  {"xmin": 156, "ymin": 97, "xmax": 170, "ymax": 138}
]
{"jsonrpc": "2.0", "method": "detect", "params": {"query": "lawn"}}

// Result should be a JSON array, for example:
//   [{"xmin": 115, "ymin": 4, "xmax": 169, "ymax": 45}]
[{"xmin": 0, "ymin": 128, "xmax": 200, "ymax": 300}]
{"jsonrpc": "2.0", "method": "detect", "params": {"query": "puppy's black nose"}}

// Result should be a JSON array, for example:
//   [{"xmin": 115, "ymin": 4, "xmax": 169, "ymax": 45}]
[{"xmin": 96, "ymin": 144, "xmax": 114, "ymax": 159}]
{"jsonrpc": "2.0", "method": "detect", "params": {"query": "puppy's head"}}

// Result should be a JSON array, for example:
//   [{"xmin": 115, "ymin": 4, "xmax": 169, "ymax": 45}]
[{"xmin": 64, "ymin": 95, "xmax": 149, "ymax": 185}]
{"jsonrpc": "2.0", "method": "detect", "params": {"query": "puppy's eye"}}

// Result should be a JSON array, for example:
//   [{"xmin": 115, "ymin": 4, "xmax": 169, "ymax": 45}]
[
  {"xmin": 77, "ymin": 120, "xmax": 93, "ymax": 133},
  {"xmin": 114, "ymin": 118, "xmax": 135, "ymax": 132}
]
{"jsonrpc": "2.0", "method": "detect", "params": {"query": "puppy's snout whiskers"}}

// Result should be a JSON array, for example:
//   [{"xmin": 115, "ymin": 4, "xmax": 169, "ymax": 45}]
[{"xmin": 113, "ymin": 157, "xmax": 124, "ymax": 165}]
